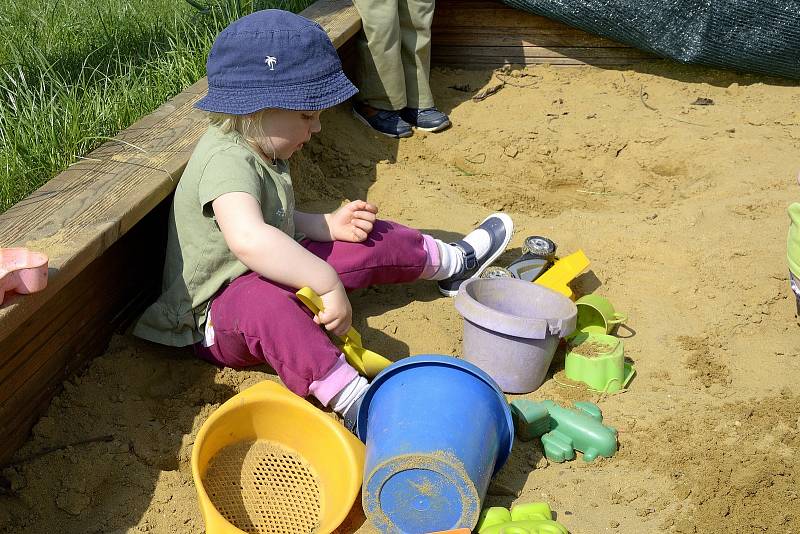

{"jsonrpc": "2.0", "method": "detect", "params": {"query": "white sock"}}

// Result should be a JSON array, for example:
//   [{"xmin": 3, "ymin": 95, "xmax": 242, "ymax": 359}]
[
  {"xmin": 330, "ymin": 375, "xmax": 369, "ymax": 415},
  {"xmin": 430, "ymin": 227, "xmax": 493, "ymax": 281},
  {"xmin": 431, "ymin": 239, "xmax": 461, "ymax": 280},
  {"xmin": 462, "ymin": 226, "xmax": 492, "ymax": 258}
]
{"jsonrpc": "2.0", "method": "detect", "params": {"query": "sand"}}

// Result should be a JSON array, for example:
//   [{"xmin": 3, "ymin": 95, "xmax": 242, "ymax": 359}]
[{"xmin": 1, "ymin": 61, "xmax": 799, "ymax": 533}]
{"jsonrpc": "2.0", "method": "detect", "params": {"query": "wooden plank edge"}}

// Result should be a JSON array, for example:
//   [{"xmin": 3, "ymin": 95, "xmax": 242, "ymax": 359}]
[
  {"xmin": 432, "ymin": 57, "xmax": 661, "ymax": 67},
  {"xmin": 433, "ymin": 45, "xmax": 654, "ymax": 59}
]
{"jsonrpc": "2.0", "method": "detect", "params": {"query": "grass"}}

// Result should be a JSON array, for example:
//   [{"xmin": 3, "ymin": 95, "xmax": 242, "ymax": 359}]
[{"xmin": 0, "ymin": 0, "xmax": 314, "ymax": 214}]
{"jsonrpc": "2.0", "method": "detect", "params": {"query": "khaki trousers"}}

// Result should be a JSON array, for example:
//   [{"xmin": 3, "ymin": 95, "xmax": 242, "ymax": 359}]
[{"xmin": 352, "ymin": 0, "xmax": 436, "ymax": 110}]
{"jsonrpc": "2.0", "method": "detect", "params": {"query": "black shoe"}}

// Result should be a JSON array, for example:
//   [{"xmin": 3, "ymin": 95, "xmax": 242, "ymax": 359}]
[
  {"xmin": 437, "ymin": 213, "xmax": 514, "ymax": 297},
  {"xmin": 353, "ymin": 104, "xmax": 413, "ymax": 138},
  {"xmin": 400, "ymin": 107, "xmax": 451, "ymax": 132}
]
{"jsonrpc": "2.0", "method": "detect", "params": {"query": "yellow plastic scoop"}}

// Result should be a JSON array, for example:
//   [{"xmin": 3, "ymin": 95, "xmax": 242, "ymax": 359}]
[
  {"xmin": 296, "ymin": 286, "xmax": 392, "ymax": 378},
  {"xmin": 534, "ymin": 250, "xmax": 590, "ymax": 300}
]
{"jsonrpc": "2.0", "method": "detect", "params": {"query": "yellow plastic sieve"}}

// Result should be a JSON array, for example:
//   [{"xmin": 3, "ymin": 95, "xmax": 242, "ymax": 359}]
[{"xmin": 191, "ymin": 380, "xmax": 365, "ymax": 534}]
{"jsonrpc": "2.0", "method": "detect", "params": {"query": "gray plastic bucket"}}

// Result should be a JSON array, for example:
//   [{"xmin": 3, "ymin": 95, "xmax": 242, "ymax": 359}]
[{"xmin": 454, "ymin": 278, "xmax": 577, "ymax": 393}]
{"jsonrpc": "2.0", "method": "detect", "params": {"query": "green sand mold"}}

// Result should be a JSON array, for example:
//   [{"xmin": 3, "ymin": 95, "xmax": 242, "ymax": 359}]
[
  {"xmin": 477, "ymin": 502, "xmax": 568, "ymax": 534},
  {"xmin": 510, "ymin": 400, "xmax": 618, "ymax": 462},
  {"xmin": 564, "ymin": 332, "xmax": 635, "ymax": 393}
]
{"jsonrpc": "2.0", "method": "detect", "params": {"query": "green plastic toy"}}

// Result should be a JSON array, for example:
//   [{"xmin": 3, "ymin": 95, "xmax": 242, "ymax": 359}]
[
  {"xmin": 510, "ymin": 400, "xmax": 618, "ymax": 462},
  {"xmin": 510, "ymin": 400, "xmax": 551, "ymax": 441},
  {"xmin": 564, "ymin": 332, "xmax": 634, "ymax": 393},
  {"xmin": 788, "ymin": 202, "xmax": 800, "ymax": 281},
  {"xmin": 477, "ymin": 503, "xmax": 569, "ymax": 534},
  {"xmin": 573, "ymin": 294, "xmax": 627, "ymax": 335}
]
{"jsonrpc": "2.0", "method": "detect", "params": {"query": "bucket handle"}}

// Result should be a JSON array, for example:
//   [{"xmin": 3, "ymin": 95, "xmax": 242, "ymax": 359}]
[{"xmin": 607, "ymin": 312, "xmax": 627, "ymax": 325}]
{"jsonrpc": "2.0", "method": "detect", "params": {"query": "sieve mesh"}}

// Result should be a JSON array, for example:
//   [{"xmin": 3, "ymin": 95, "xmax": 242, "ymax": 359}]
[{"xmin": 203, "ymin": 439, "xmax": 322, "ymax": 534}]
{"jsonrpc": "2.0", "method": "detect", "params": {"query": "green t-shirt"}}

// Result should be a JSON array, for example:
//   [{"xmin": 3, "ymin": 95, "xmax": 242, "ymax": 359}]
[{"xmin": 133, "ymin": 125, "xmax": 296, "ymax": 346}]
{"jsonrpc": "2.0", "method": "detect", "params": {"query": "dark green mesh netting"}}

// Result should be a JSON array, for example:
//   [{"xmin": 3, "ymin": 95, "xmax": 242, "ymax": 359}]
[{"xmin": 501, "ymin": 0, "xmax": 800, "ymax": 79}]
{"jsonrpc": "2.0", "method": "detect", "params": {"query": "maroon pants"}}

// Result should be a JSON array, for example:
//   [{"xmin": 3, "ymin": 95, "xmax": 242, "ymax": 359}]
[{"xmin": 195, "ymin": 220, "xmax": 428, "ymax": 396}]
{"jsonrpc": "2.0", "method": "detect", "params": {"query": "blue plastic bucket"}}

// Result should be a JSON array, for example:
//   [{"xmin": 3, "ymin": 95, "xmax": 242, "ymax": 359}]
[{"xmin": 357, "ymin": 355, "xmax": 514, "ymax": 533}]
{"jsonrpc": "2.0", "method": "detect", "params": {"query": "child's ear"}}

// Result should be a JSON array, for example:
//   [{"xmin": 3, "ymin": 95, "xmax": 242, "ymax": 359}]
[{"xmin": 796, "ymin": 170, "xmax": 800, "ymax": 187}]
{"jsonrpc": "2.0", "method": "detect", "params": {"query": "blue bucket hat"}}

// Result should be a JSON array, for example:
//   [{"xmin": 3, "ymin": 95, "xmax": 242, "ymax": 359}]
[{"xmin": 195, "ymin": 9, "xmax": 358, "ymax": 114}]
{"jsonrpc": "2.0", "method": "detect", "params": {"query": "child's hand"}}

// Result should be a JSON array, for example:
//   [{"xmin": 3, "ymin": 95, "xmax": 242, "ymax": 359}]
[
  {"xmin": 328, "ymin": 200, "xmax": 378, "ymax": 242},
  {"xmin": 315, "ymin": 281, "xmax": 352, "ymax": 336}
]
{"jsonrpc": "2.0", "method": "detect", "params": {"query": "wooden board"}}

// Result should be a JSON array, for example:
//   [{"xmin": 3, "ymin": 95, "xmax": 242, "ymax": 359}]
[
  {"xmin": 0, "ymin": 0, "xmax": 362, "ymax": 465},
  {"xmin": 301, "ymin": 0, "xmax": 362, "ymax": 48},
  {"xmin": 0, "ymin": 208, "xmax": 166, "ymax": 462},
  {"xmin": 432, "ymin": 0, "xmax": 656, "ymax": 68}
]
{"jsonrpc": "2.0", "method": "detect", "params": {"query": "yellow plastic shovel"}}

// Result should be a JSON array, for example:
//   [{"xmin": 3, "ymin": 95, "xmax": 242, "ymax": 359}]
[
  {"xmin": 534, "ymin": 249, "xmax": 590, "ymax": 300},
  {"xmin": 296, "ymin": 286, "xmax": 393, "ymax": 378}
]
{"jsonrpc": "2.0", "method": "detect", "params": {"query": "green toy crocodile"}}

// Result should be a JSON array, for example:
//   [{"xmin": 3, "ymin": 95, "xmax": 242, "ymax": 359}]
[{"xmin": 510, "ymin": 399, "xmax": 618, "ymax": 462}]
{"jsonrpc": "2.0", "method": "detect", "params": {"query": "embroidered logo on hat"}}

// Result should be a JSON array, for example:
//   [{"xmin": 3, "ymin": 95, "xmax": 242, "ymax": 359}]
[{"xmin": 265, "ymin": 56, "xmax": 277, "ymax": 70}]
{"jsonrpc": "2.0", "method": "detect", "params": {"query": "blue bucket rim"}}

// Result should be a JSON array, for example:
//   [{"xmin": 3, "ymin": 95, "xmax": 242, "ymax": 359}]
[{"xmin": 357, "ymin": 354, "xmax": 515, "ymax": 473}]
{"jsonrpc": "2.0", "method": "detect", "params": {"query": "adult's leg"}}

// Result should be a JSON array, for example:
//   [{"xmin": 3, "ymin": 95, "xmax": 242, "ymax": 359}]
[
  {"xmin": 399, "ymin": 0, "xmax": 435, "ymax": 109},
  {"xmin": 352, "ymin": 0, "xmax": 407, "ymax": 109}
]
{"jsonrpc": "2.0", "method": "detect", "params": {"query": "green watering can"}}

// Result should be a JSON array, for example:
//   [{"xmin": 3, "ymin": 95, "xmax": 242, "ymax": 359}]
[{"xmin": 296, "ymin": 286, "xmax": 392, "ymax": 378}]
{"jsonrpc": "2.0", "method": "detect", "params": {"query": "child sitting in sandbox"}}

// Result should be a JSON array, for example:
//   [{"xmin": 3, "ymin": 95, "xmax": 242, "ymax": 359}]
[{"xmin": 132, "ymin": 9, "xmax": 513, "ymax": 434}]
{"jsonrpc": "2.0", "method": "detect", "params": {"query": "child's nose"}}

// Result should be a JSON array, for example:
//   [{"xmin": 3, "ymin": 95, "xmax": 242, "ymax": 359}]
[{"xmin": 311, "ymin": 117, "xmax": 322, "ymax": 134}]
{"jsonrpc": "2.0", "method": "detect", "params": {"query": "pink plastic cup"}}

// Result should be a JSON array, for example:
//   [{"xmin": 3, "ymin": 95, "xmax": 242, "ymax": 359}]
[{"xmin": 0, "ymin": 248, "xmax": 49, "ymax": 305}]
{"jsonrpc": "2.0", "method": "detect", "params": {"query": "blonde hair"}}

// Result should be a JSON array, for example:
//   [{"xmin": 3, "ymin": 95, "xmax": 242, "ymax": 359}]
[
  {"xmin": 208, "ymin": 109, "xmax": 275, "ymax": 161},
  {"xmin": 207, "ymin": 110, "xmax": 269, "ymax": 144}
]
